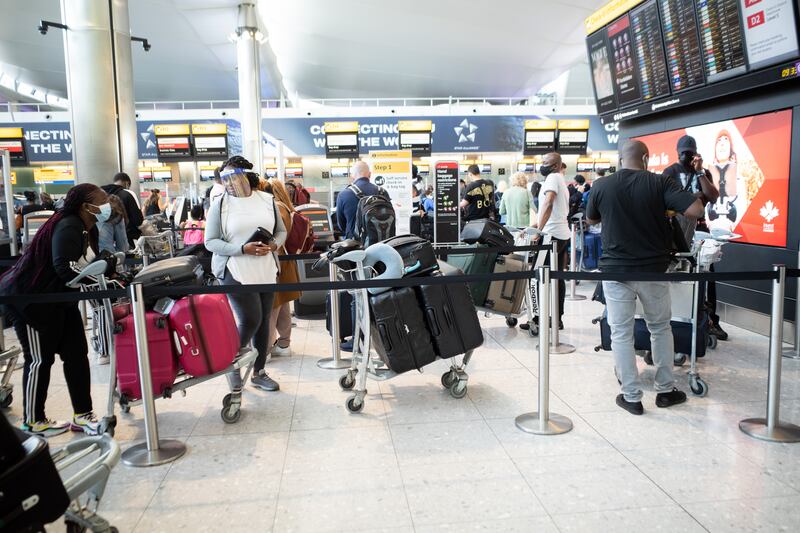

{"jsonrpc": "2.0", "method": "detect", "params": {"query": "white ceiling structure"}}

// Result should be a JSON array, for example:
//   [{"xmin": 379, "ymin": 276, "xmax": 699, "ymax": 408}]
[{"xmin": 0, "ymin": 0, "xmax": 606, "ymax": 103}]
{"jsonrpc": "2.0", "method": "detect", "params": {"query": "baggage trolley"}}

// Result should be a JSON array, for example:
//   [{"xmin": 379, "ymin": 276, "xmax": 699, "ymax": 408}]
[
  {"xmin": 68, "ymin": 260, "xmax": 259, "ymax": 429},
  {"xmin": 317, "ymin": 245, "xmax": 476, "ymax": 412},
  {"xmin": 132, "ymin": 230, "xmax": 174, "ymax": 266}
]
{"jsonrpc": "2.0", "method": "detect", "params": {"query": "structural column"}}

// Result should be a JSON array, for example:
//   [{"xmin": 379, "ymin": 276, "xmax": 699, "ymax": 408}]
[
  {"xmin": 60, "ymin": 0, "xmax": 140, "ymax": 194},
  {"xmin": 236, "ymin": 3, "xmax": 264, "ymax": 173}
]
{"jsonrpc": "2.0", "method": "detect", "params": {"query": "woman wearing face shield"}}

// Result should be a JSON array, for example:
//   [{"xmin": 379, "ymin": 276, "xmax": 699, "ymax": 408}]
[
  {"xmin": 205, "ymin": 156, "xmax": 287, "ymax": 392},
  {"xmin": 0, "ymin": 183, "xmax": 111, "ymax": 437}
]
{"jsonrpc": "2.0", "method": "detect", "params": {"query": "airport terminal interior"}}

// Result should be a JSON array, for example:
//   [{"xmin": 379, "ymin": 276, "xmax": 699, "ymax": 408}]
[{"xmin": 1, "ymin": 0, "xmax": 800, "ymax": 531}]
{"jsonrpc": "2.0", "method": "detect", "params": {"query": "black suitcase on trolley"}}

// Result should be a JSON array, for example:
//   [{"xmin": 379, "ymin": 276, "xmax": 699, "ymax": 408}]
[
  {"xmin": 381, "ymin": 234, "xmax": 439, "ymax": 277},
  {"xmin": 460, "ymin": 218, "xmax": 514, "ymax": 247},
  {"xmin": 416, "ymin": 261, "xmax": 484, "ymax": 358},
  {"xmin": 325, "ymin": 290, "xmax": 355, "ymax": 341},
  {"xmin": 369, "ymin": 287, "xmax": 437, "ymax": 374}
]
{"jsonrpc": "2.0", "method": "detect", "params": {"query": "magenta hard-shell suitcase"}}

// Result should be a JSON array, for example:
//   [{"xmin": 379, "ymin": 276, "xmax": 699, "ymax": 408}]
[
  {"xmin": 114, "ymin": 311, "xmax": 179, "ymax": 401},
  {"xmin": 168, "ymin": 294, "xmax": 240, "ymax": 377}
]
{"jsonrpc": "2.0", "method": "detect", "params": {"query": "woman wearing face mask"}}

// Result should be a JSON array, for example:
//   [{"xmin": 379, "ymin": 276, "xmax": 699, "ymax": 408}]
[
  {"xmin": 0, "ymin": 183, "xmax": 111, "ymax": 437},
  {"xmin": 205, "ymin": 156, "xmax": 287, "ymax": 392}
]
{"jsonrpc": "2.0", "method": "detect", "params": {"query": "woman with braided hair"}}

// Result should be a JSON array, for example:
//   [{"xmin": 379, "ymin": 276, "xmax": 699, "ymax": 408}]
[{"xmin": 0, "ymin": 183, "xmax": 111, "ymax": 436}]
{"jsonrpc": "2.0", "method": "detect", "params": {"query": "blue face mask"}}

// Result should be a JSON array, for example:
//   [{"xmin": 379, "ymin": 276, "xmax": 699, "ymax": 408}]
[{"xmin": 89, "ymin": 203, "xmax": 112, "ymax": 223}]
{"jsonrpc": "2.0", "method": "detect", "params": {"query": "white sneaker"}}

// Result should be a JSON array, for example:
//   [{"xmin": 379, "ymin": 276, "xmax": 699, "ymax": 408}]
[
  {"xmin": 71, "ymin": 412, "xmax": 101, "ymax": 435},
  {"xmin": 271, "ymin": 344, "xmax": 291, "ymax": 357}
]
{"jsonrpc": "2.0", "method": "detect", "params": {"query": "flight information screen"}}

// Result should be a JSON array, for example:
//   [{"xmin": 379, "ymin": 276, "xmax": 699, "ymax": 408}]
[
  {"xmin": 608, "ymin": 14, "xmax": 643, "ymax": 106},
  {"xmin": 697, "ymin": 0, "xmax": 748, "ymax": 82},
  {"xmin": 658, "ymin": 0, "xmax": 706, "ymax": 92},
  {"xmin": 630, "ymin": 0, "xmax": 671, "ymax": 101}
]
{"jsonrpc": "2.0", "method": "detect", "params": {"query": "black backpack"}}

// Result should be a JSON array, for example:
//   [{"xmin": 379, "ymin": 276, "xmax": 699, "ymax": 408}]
[{"xmin": 349, "ymin": 183, "xmax": 396, "ymax": 246}]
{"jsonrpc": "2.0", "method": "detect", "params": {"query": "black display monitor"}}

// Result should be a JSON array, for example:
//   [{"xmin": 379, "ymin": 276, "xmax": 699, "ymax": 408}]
[
  {"xmin": 630, "ymin": 0, "xmax": 671, "ymax": 102},
  {"xmin": 399, "ymin": 131, "xmax": 432, "ymax": 157},
  {"xmin": 696, "ymin": 0, "xmax": 748, "ymax": 83},
  {"xmin": 608, "ymin": 14, "xmax": 643, "ymax": 107},
  {"xmin": 193, "ymin": 135, "xmax": 228, "ymax": 159},
  {"xmin": 588, "ymin": 28, "xmax": 618, "ymax": 114}
]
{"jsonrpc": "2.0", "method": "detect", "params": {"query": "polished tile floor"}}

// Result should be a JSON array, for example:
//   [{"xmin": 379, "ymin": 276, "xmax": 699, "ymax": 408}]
[{"xmin": 6, "ymin": 283, "xmax": 800, "ymax": 532}]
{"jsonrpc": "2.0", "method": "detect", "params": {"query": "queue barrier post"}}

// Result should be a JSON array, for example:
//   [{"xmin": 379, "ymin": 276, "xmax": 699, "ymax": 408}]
[
  {"xmin": 317, "ymin": 261, "xmax": 352, "ymax": 370},
  {"xmin": 515, "ymin": 265, "xmax": 573, "ymax": 435},
  {"xmin": 548, "ymin": 241, "xmax": 575, "ymax": 354},
  {"xmin": 121, "ymin": 283, "xmax": 187, "ymax": 467},
  {"xmin": 739, "ymin": 265, "xmax": 800, "ymax": 443},
  {"xmin": 782, "ymin": 249, "xmax": 800, "ymax": 360},
  {"xmin": 565, "ymin": 223, "xmax": 586, "ymax": 302}
]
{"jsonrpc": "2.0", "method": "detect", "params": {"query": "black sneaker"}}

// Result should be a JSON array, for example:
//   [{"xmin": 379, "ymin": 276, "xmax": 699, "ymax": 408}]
[
  {"xmin": 655, "ymin": 388, "xmax": 687, "ymax": 408},
  {"xmin": 709, "ymin": 324, "xmax": 729, "ymax": 341},
  {"xmin": 251, "ymin": 370, "xmax": 280, "ymax": 392},
  {"xmin": 616, "ymin": 394, "xmax": 644, "ymax": 415}
]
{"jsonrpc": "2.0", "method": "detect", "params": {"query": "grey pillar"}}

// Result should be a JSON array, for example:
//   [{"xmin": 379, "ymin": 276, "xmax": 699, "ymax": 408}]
[
  {"xmin": 60, "ymin": 0, "xmax": 140, "ymax": 195},
  {"xmin": 236, "ymin": 3, "xmax": 264, "ymax": 173}
]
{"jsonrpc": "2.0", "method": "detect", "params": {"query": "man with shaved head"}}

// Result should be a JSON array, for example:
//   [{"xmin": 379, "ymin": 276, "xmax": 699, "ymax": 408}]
[
  {"xmin": 586, "ymin": 140, "xmax": 704, "ymax": 415},
  {"xmin": 335, "ymin": 160, "xmax": 380, "ymax": 239}
]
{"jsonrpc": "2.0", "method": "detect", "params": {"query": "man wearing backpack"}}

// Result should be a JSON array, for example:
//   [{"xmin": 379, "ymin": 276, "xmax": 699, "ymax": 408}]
[{"xmin": 335, "ymin": 160, "xmax": 394, "ymax": 244}]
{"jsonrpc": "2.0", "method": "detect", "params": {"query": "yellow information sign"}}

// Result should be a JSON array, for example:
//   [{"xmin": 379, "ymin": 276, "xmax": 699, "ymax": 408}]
[
  {"xmin": 524, "ymin": 119, "xmax": 557, "ymax": 130},
  {"xmin": 558, "ymin": 119, "xmax": 591, "ymax": 131},
  {"xmin": 0, "ymin": 127, "xmax": 23, "ymax": 139},
  {"xmin": 154, "ymin": 124, "xmax": 190, "ymax": 136},
  {"xmin": 585, "ymin": 0, "xmax": 644, "ymax": 35},
  {"xmin": 10, "ymin": 171, "xmax": 16, "ymax": 185},
  {"xmin": 191, "ymin": 123, "xmax": 227, "ymax": 135},
  {"xmin": 324, "ymin": 121, "xmax": 359, "ymax": 133},
  {"xmin": 34, "ymin": 166, "xmax": 74, "ymax": 184},
  {"xmin": 369, "ymin": 150, "xmax": 413, "ymax": 160},
  {"xmin": 398, "ymin": 120, "xmax": 433, "ymax": 132}
]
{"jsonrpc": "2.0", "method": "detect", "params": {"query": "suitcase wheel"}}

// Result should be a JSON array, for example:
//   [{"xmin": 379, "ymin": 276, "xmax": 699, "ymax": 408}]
[
  {"xmin": 339, "ymin": 371, "xmax": 356, "ymax": 390},
  {"xmin": 221, "ymin": 393, "xmax": 241, "ymax": 424},
  {"xmin": 690, "ymin": 376, "xmax": 708, "ymax": 397},
  {"xmin": 505, "ymin": 317, "xmax": 518, "ymax": 327},
  {"xmin": 674, "ymin": 353, "xmax": 687, "ymax": 367},
  {"xmin": 594, "ymin": 345, "xmax": 602, "ymax": 353},
  {"xmin": 441, "ymin": 370, "xmax": 457, "ymax": 389},
  {"xmin": 0, "ymin": 392, "xmax": 12, "ymax": 408},
  {"xmin": 707, "ymin": 334, "xmax": 718, "ymax": 349},
  {"xmin": 449, "ymin": 379, "xmax": 468, "ymax": 399},
  {"xmin": 528, "ymin": 324, "xmax": 539, "ymax": 337},
  {"xmin": 346, "ymin": 395, "xmax": 364, "ymax": 413}
]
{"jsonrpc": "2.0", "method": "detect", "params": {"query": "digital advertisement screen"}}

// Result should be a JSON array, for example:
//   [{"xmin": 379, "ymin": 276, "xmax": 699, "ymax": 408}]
[
  {"xmin": 193, "ymin": 135, "xmax": 228, "ymax": 158},
  {"xmin": 634, "ymin": 109, "xmax": 792, "ymax": 247},
  {"xmin": 608, "ymin": 14, "xmax": 643, "ymax": 106},
  {"xmin": 739, "ymin": 0, "xmax": 800, "ymax": 69},
  {"xmin": 588, "ymin": 28, "xmax": 618, "ymax": 114},
  {"xmin": 697, "ymin": 0, "xmax": 747, "ymax": 83},
  {"xmin": 156, "ymin": 136, "xmax": 192, "ymax": 159},
  {"xmin": 659, "ymin": 0, "xmax": 706, "ymax": 92},
  {"xmin": 631, "ymin": 0, "xmax": 671, "ymax": 101}
]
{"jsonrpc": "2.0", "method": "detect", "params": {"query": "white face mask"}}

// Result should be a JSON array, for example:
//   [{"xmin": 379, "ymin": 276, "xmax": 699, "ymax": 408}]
[{"xmin": 89, "ymin": 202, "xmax": 112, "ymax": 222}]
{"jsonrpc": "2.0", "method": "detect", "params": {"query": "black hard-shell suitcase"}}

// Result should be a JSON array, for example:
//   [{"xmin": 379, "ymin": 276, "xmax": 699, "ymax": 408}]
[
  {"xmin": 461, "ymin": 218, "xmax": 514, "ymax": 247},
  {"xmin": 369, "ymin": 287, "xmax": 437, "ymax": 374},
  {"xmin": 133, "ymin": 256, "xmax": 204, "ymax": 288},
  {"xmin": 326, "ymin": 290, "xmax": 355, "ymax": 341},
  {"xmin": 597, "ymin": 314, "xmax": 708, "ymax": 358},
  {"xmin": 416, "ymin": 261, "xmax": 483, "ymax": 358},
  {"xmin": 381, "ymin": 234, "xmax": 439, "ymax": 277},
  {"xmin": 444, "ymin": 244, "xmax": 497, "ymax": 306}
]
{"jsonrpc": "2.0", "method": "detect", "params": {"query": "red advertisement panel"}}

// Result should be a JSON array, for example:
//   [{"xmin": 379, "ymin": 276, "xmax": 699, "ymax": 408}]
[{"xmin": 634, "ymin": 109, "xmax": 792, "ymax": 247}]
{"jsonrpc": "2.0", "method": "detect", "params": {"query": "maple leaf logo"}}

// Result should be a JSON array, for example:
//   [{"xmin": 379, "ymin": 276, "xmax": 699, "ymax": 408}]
[{"xmin": 760, "ymin": 201, "xmax": 779, "ymax": 223}]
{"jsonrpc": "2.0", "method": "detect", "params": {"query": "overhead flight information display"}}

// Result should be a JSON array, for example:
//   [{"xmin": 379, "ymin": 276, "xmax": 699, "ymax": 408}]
[
  {"xmin": 739, "ymin": 0, "xmax": 800, "ymax": 70},
  {"xmin": 630, "ymin": 0, "xmax": 671, "ymax": 101},
  {"xmin": 659, "ymin": 0, "xmax": 706, "ymax": 92},
  {"xmin": 697, "ymin": 0, "xmax": 747, "ymax": 83},
  {"xmin": 608, "ymin": 15, "xmax": 643, "ymax": 106}
]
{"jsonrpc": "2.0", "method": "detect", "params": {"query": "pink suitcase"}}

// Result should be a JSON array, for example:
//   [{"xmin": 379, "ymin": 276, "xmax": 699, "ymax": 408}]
[
  {"xmin": 114, "ymin": 312, "xmax": 179, "ymax": 401},
  {"xmin": 168, "ymin": 294, "xmax": 239, "ymax": 377}
]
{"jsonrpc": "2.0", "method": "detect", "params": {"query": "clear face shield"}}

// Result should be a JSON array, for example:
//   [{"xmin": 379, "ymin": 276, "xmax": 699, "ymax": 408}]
[{"xmin": 220, "ymin": 167, "xmax": 252, "ymax": 198}]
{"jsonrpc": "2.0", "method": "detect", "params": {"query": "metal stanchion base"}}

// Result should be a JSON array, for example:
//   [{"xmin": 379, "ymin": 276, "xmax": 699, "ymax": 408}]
[
  {"xmin": 540, "ymin": 343, "xmax": 576, "ymax": 354},
  {"xmin": 122, "ymin": 439, "xmax": 186, "ymax": 467},
  {"xmin": 782, "ymin": 349, "xmax": 800, "ymax": 360},
  {"xmin": 317, "ymin": 357, "xmax": 352, "ymax": 370},
  {"xmin": 739, "ymin": 418, "xmax": 800, "ymax": 443},
  {"xmin": 565, "ymin": 294, "xmax": 587, "ymax": 301},
  {"xmin": 515, "ymin": 412, "xmax": 573, "ymax": 435}
]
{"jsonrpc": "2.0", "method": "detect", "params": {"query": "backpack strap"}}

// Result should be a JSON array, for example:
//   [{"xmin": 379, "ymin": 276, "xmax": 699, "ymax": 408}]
[{"xmin": 348, "ymin": 183, "xmax": 364, "ymax": 198}]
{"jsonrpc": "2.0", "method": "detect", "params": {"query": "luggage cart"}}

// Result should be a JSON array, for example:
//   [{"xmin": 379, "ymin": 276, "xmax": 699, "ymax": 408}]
[
  {"xmin": 317, "ymin": 245, "xmax": 476, "ymax": 412},
  {"xmin": 475, "ymin": 227, "xmax": 550, "ymax": 334},
  {"xmin": 132, "ymin": 230, "xmax": 174, "ymax": 266},
  {"xmin": 68, "ymin": 260, "xmax": 259, "ymax": 428}
]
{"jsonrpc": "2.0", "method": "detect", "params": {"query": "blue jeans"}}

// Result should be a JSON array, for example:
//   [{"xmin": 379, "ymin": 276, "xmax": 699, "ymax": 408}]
[{"xmin": 603, "ymin": 280, "xmax": 675, "ymax": 402}]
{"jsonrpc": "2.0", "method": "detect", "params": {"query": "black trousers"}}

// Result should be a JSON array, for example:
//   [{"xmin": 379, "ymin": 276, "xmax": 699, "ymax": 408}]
[
  {"xmin": 12, "ymin": 304, "xmax": 92, "ymax": 425},
  {"xmin": 223, "ymin": 270, "xmax": 275, "ymax": 373},
  {"xmin": 534, "ymin": 238, "xmax": 568, "ymax": 323}
]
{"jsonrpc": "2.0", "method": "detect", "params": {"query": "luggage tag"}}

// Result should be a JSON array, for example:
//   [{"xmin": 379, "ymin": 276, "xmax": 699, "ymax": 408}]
[{"xmin": 153, "ymin": 297, "xmax": 177, "ymax": 316}]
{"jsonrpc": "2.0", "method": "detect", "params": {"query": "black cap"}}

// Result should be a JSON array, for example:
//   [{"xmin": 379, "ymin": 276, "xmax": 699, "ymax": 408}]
[{"xmin": 677, "ymin": 135, "xmax": 697, "ymax": 154}]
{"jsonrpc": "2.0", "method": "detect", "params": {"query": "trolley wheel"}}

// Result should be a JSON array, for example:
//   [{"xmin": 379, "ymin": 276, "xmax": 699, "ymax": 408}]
[
  {"xmin": 708, "ymin": 335, "xmax": 718, "ymax": 350},
  {"xmin": 339, "ymin": 373, "xmax": 355, "ymax": 390},
  {"xmin": 0, "ymin": 393, "xmax": 12, "ymax": 409},
  {"xmin": 91, "ymin": 337, "xmax": 102, "ymax": 354},
  {"xmin": 643, "ymin": 351, "xmax": 654, "ymax": 366},
  {"xmin": 674, "ymin": 353, "xmax": 688, "ymax": 367},
  {"xmin": 690, "ymin": 377, "xmax": 708, "ymax": 397},
  {"xmin": 120, "ymin": 402, "xmax": 131, "ymax": 414},
  {"xmin": 506, "ymin": 317, "xmax": 518, "ymax": 327},
  {"xmin": 591, "ymin": 318, "xmax": 600, "ymax": 325},
  {"xmin": 528, "ymin": 325, "xmax": 538, "ymax": 338},
  {"xmin": 449, "ymin": 380, "xmax": 468, "ymax": 399},
  {"xmin": 594, "ymin": 346, "xmax": 601, "ymax": 353},
  {"xmin": 100, "ymin": 416, "xmax": 117, "ymax": 437},
  {"xmin": 441, "ymin": 371, "xmax": 457, "ymax": 389},
  {"xmin": 346, "ymin": 395, "xmax": 364, "ymax": 413},
  {"xmin": 65, "ymin": 520, "xmax": 86, "ymax": 533},
  {"xmin": 220, "ymin": 393, "xmax": 241, "ymax": 424}
]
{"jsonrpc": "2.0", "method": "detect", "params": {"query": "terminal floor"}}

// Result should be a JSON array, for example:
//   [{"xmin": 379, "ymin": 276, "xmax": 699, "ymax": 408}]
[{"xmin": 6, "ymin": 283, "xmax": 800, "ymax": 532}]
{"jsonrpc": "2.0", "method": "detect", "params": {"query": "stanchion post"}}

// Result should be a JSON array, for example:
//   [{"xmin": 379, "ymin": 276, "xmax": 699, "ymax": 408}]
[
  {"xmin": 783, "ymin": 249, "xmax": 800, "ymax": 360},
  {"xmin": 515, "ymin": 265, "xmax": 573, "ymax": 435},
  {"xmin": 566, "ymin": 224, "xmax": 586, "ymax": 301},
  {"xmin": 740, "ymin": 265, "xmax": 800, "ymax": 443},
  {"xmin": 121, "ymin": 283, "xmax": 187, "ymax": 467},
  {"xmin": 549, "ymin": 241, "xmax": 575, "ymax": 354},
  {"xmin": 1, "ymin": 150, "xmax": 17, "ymax": 256},
  {"xmin": 318, "ymin": 262, "xmax": 352, "ymax": 370}
]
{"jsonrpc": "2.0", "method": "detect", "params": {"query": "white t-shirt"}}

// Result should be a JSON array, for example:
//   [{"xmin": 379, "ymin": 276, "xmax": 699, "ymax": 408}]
[
  {"xmin": 223, "ymin": 191, "xmax": 279, "ymax": 285},
  {"xmin": 537, "ymin": 173, "xmax": 570, "ymax": 240}
]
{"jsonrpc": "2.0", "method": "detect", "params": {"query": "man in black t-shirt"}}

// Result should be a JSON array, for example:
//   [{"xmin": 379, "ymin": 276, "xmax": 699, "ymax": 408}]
[
  {"xmin": 459, "ymin": 164, "xmax": 496, "ymax": 222},
  {"xmin": 586, "ymin": 140, "xmax": 703, "ymax": 416}
]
